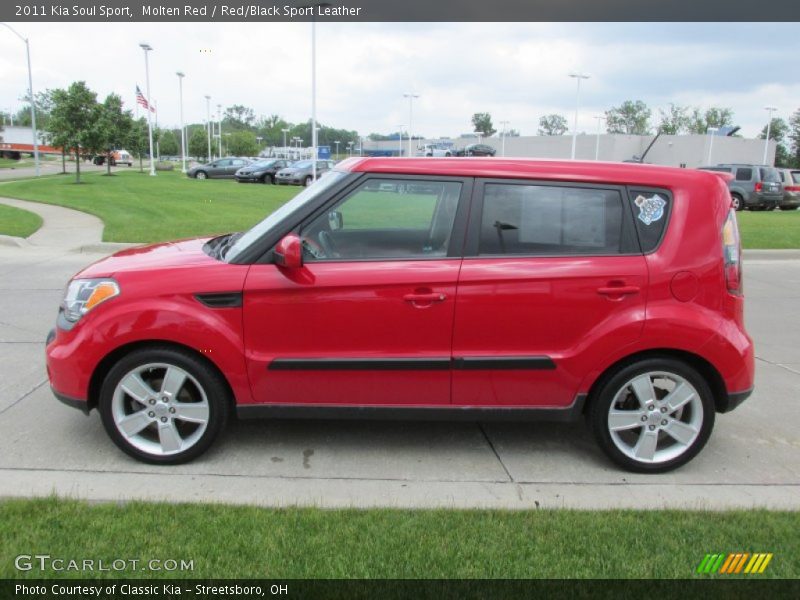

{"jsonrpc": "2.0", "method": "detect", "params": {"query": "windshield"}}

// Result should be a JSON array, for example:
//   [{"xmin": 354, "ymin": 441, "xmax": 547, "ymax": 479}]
[
  {"xmin": 252, "ymin": 161, "xmax": 276, "ymax": 168},
  {"xmin": 760, "ymin": 168, "xmax": 780, "ymax": 182},
  {"xmin": 225, "ymin": 170, "xmax": 349, "ymax": 262},
  {"xmin": 292, "ymin": 160, "xmax": 312, "ymax": 169}
]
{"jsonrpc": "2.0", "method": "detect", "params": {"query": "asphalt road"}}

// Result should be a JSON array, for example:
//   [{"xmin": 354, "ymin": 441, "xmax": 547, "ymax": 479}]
[{"xmin": 0, "ymin": 214, "xmax": 798, "ymax": 509}]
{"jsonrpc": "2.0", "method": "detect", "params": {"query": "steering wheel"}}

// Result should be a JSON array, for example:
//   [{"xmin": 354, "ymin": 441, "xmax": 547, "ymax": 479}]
[{"xmin": 318, "ymin": 230, "xmax": 339, "ymax": 258}]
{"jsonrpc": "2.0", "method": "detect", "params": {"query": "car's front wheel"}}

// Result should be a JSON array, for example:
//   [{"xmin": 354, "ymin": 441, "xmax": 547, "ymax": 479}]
[
  {"xmin": 589, "ymin": 358, "xmax": 714, "ymax": 473},
  {"xmin": 99, "ymin": 347, "xmax": 229, "ymax": 464},
  {"xmin": 262, "ymin": 174, "xmax": 274, "ymax": 184},
  {"xmin": 195, "ymin": 171, "xmax": 207, "ymax": 180},
  {"xmin": 304, "ymin": 176, "xmax": 313, "ymax": 187}
]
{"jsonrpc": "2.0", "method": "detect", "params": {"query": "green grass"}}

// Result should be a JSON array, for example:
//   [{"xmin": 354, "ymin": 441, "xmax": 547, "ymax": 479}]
[
  {"xmin": 0, "ymin": 498, "xmax": 797, "ymax": 579},
  {"xmin": 0, "ymin": 203, "xmax": 42, "ymax": 238},
  {"xmin": 736, "ymin": 210, "xmax": 800, "ymax": 249},
  {"xmin": 0, "ymin": 170, "xmax": 297, "ymax": 243}
]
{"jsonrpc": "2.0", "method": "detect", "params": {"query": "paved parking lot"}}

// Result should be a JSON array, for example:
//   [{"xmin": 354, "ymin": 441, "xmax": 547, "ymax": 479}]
[{"xmin": 0, "ymin": 200, "xmax": 798, "ymax": 509}]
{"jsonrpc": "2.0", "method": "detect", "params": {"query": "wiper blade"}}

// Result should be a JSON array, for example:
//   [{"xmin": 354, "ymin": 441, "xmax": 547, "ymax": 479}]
[{"xmin": 219, "ymin": 232, "xmax": 244, "ymax": 260}]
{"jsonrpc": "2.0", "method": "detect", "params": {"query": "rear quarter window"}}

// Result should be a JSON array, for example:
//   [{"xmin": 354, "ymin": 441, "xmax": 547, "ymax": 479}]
[
  {"xmin": 735, "ymin": 168, "xmax": 753, "ymax": 181},
  {"xmin": 628, "ymin": 189, "xmax": 672, "ymax": 253},
  {"xmin": 760, "ymin": 168, "xmax": 780, "ymax": 182}
]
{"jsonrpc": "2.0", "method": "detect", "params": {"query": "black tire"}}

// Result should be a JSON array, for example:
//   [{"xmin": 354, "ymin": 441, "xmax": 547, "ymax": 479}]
[
  {"xmin": 195, "ymin": 171, "xmax": 207, "ymax": 180},
  {"xmin": 304, "ymin": 176, "xmax": 313, "ymax": 187},
  {"xmin": 588, "ymin": 357, "xmax": 715, "ymax": 473},
  {"xmin": 731, "ymin": 194, "xmax": 744, "ymax": 211},
  {"xmin": 98, "ymin": 347, "xmax": 230, "ymax": 465},
  {"xmin": 262, "ymin": 174, "xmax": 274, "ymax": 184},
  {"xmin": 780, "ymin": 206, "xmax": 798, "ymax": 211}
]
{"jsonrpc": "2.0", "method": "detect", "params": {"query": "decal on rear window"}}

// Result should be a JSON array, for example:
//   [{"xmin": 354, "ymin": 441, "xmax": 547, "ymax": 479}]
[{"xmin": 634, "ymin": 194, "xmax": 666, "ymax": 226}]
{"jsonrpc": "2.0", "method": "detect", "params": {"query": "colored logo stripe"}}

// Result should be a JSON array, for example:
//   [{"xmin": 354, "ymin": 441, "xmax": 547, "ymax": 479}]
[{"xmin": 697, "ymin": 553, "xmax": 773, "ymax": 574}]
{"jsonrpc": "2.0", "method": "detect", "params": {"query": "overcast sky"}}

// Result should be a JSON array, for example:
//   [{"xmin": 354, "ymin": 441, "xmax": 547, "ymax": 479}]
[{"xmin": 1, "ymin": 22, "xmax": 798, "ymax": 139}]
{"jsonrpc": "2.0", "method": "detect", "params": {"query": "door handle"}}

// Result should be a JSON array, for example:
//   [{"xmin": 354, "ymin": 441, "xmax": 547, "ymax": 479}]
[
  {"xmin": 597, "ymin": 285, "xmax": 640, "ymax": 297},
  {"xmin": 403, "ymin": 292, "xmax": 447, "ymax": 303}
]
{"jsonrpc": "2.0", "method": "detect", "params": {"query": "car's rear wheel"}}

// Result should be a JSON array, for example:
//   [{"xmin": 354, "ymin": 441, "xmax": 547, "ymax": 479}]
[
  {"xmin": 195, "ymin": 171, "xmax": 208, "ymax": 180},
  {"xmin": 262, "ymin": 174, "xmax": 274, "ymax": 184},
  {"xmin": 589, "ymin": 358, "xmax": 714, "ymax": 473},
  {"xmin": 304, "ymin": 176, "xmax": 313, "ymax": 187},
  {"xmin": 731, "ymin": 194, "xmax": 743, "ymax": 211},
  {"xmin": 780, "ymin": 206, "xmax": 797, "ymax": 211},
  {"xmin": 99, "ymin": 347, "xmax": 229, "ymax": 464}
]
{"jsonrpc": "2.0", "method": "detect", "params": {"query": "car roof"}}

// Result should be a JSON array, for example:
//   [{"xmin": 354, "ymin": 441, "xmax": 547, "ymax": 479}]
[{"xmin": 336, "ymin": 157, "xmax": 726, "ymax": 188}]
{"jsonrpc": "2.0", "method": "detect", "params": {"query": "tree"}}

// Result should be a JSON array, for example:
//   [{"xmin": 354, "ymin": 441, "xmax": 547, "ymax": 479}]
[
  {"xmin": 13, "ymin": 90, "xmax": 54, "ymax": 130},
  {"xmin": 759, "ymin": 117, "xmax": 790, "ymax": 167},
  {"xmin": 605, "ymin": 100, "xmax": 652, "ymax": 135},
  {"xmin": 96, "ymin": 93, "xmax": 133, "ymax": 175},
  {"xmin": 224, "ymin": 104, "xmax": 256, "ymax": 130},
  {"xmin": 658, "ymin": 103, "xmax": 691, "ymax": 135},
  {"xmin": 788, "ymin": 108, "xmax": 800, "ymax": 168},
  {"xmin": 126, "ymin": 117, "xmax": 150, "ymax": 172},
  {"xmin": 188, "ymin": 127, "xmax": 209, "ymax": 161},
  {"xmin": 226, "ymin": 130, "xmax": 258, "ymax": 156},
  {"xmin": 47, "ymin": 81, "xmax": 102, "ymax": 183},
  {"xmin": 471, "ymin": 113, "xmax": 496, "ymax": 136},
  {"xmin": 159, "ymin": 130, "xmax": 179, "ymax": 156},
  {"xmin": 687, "ymin": 107, "xmax": 734, "ymax": 134},
  {"xmin": 537, "ymin": 114, "xmax": 568, "ymax": 136}
]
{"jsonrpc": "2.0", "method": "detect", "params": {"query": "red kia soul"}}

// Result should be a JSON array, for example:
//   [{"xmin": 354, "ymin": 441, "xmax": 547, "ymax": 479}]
[{"xmin": 46, "ymin": 158, "xmax": 754, "ymax": 472}]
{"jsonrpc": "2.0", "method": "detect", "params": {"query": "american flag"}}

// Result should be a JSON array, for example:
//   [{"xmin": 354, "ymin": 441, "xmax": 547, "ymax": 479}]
[{"xmin": 135, "ymin": 85, "xmax": 155, "ymax": 113}]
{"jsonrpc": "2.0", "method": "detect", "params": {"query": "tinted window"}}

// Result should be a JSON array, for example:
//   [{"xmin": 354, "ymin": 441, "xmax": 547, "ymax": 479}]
[
  {"xmin": 792, "ymin": 171, "xmax": 800, "ymax": 185},
  {"xmin": 760, "ymin": 168, "xmax": 780, "ymax": 182},
  {"xmin": 629, "ymin": 189, "xmax": 671, "ymax": 253},
  {"xmin": 735, "ymin": 168, "xmax": 753, "ymax": 181},
  {"xmin": 478, "ymin": 184, "xmax": 623, "ymax": 256},
  {"xmin": 302, "ymin": 179, "xmax": 462, "ymax": 260}
]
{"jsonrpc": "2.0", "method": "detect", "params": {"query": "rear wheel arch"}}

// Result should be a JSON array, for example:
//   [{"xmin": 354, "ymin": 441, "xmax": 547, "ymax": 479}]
[
  {"xmin": 88, "ymin": 340, "xmax": 237, "ymax": 415},
  {"xmin": 582, "ymin": 349, "xmax": 728, "ymax": 415}
]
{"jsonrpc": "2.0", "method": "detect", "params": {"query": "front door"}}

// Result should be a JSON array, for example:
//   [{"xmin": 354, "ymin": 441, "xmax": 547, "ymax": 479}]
[
  {"xmin": 452, "ymin": 179, "xmax": 648, "ymax": 407},
  {"xmin": 243, "ymin": 176, "xmax": 470, "ymax": 406}
]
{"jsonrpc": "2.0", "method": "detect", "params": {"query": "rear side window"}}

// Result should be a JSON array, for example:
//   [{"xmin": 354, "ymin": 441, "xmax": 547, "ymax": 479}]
[
  {"xmin": 628, "ymin": 189, "xmax": 671, "ymax": 253},
  {"xmin": 735, "ymin": 168, "xmax": 753, "ymax": 181},
  {"xmin": 478, "ymin": 184, "xmax": 624, "ymax": 255},
  {"xmin": 760, "ymin": 168, "xmax": 780, "ymax": 182},
  {"xmin": 792, "ymin": 172, "xmax": 800, "ymax": 185}
]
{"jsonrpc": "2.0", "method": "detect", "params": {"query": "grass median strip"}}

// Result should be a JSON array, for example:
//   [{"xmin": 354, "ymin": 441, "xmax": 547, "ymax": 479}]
[
  {"xmin": 1, "ymin": 497, "xmax": 797, "ymax": 578},
  {"xmin": 0, "ymin": 203, "xmax": 42, "ymax": 238},
  {"xmin": 0, "ymin": 170, "xmax": 297, "ymax": 243}
]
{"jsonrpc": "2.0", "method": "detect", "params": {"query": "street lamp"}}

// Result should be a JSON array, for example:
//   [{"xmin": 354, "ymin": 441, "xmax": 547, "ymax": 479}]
[
  {"xmin": 334, "ymin": 140, "xmax": 340, "ymax": 159},
  {"xmin": 204, "ymin": 95, "xmax": 212, "ymax": 160},
  {"xmin": 2, "ymin": 23, "xmax": 40, "ymax": 176},
  {"xmin": 347, "ymin": 141, "xmax": 353, "ymax": 158},
  {"xmin": 139, "ymin": 42, "xmax": 156, "ymax": 176},
  {"xmin": 396, "ymin": 126, "xmax": 406, "ymax": 157},
  {"xmin": 763, "ymin": 105, "xmax": 778, "ymax": 165},
  {"xmin": 281, "ymin": 128, "xmax": 290, "ymax": 157},
  {"xmin": 216, "ymin": 104, "xmax": 222, "ymax": 157},
  {"xmin": 256, "ymin": 136, "xmax": 263, "ymax": 156},
  {"xmin": 499, "ymin": 120, "xmax": 510, "ymax": 157},
  {"xmin": 176, "ymin": 71, "xmax": 186, "ymax": 173},
  {"xmin": 403, "ymin": 93, "xmax": 419, "ymax": 157},
  {"xmin": 706, "ymin": 127, "xmax": 719, "ymax": 164},
  {"xmin": 569, "ymin": 72, "xmax": 590, "ymax": 160},
  {"xmin": 593, "ymin": 115, "xmax": 605, "ymax": 160}
]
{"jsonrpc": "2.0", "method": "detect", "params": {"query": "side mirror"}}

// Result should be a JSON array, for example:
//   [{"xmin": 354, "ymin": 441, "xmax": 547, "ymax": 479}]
[
  {"xmin": 328, "ymin": 211, "xmax": 343, "ymax": 231},
  {"xmin": 274, "ymin": 234, "xmax": 303, "ymax": 269}
]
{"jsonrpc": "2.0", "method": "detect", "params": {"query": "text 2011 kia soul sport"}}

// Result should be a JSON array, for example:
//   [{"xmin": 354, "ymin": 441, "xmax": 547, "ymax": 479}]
[{"xmin": 46, "ymin": 158, "xmax": 754, "ymax": 472}]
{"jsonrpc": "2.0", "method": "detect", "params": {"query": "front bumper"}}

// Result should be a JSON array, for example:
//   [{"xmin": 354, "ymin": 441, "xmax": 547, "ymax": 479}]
[{"xmin": 46, "ymin": 328, "xmax": 91, "ymax": 414}]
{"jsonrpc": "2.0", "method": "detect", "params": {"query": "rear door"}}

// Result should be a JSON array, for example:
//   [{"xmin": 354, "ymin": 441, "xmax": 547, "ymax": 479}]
[{"xmin": 452, "ymin": 179, "xmax": 648, "ymax": 408}]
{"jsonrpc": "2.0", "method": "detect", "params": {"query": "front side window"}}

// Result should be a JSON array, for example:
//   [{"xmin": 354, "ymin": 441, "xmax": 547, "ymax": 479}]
[
  {"xmin": 479, "ymin": 184, "xmax": 624, "ymax": 256},
  {"xmin": 301, "ymin": 179, "xmax": 462, "ymax": 261}
]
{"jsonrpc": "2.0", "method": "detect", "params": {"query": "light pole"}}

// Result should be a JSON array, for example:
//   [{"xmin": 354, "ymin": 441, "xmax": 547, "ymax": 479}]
[
  {"xmin": 216, "ymin": 104, "xmax": 222, "ymax": 157},
  {"xmin": 396, "ymin": 126, "xmax": 406, "ymax": 157},
  {"xmin": 256, "ymin": 136, "xmax": 263, "ymax": 156},
  {"xmin": 569, "ymin": 72, "xmax": 590, "ymax": 160},
  {"xmin": 334, "ymin": 140, "xmax": 340, "ymax": 159},
  {"xmin": 281, "ymin": 128, "xmax": 289, "ymax": 157},
  {"xmin": 403, "ymin": 93, "xmax": 419, "ymax": 157},
  {"xmin": 347, "ymin": 141, "xmax": 353, "ymax": 158},
  {"xmin": 204, "ymin": 95, "xmax": 212, "ymax": 161},
  {"xmin": 593, "ymin": 115, "xmax": 605, "ymax": 160},
  {"xmin": 176, "ymin": 72, "xmax": 186, "ymax": 173},
  {"xmin": 499, "ymin": 120, "xmax": 510, "ymax": 157},
  {"xmin": 2, "ymin": 23, "xmax": 40, "ymax": 176},
  {"xmin": 706, "ymin": 127, "xmax": 718, "ymax": 164},
  {"xmin": 139, "ymin": 43, "xmax": 156, "ymax": 176},
  {"xmin": 763, "ymin": 105, "xmax": 778, "ymax": 165}
]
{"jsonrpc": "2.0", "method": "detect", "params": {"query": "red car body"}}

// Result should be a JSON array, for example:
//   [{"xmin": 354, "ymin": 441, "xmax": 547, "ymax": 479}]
[{"xmin": 46, "ymin": 158, "xmax": 754, "ymax": 470}]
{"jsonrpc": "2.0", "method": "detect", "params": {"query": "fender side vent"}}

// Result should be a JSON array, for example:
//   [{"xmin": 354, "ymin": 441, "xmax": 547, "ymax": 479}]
[{"xmin": 195, "ymin": 292, "xmax": 242, "ymax": 308}]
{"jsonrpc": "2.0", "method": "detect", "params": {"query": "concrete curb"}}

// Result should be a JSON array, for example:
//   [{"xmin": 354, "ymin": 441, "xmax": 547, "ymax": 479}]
[
  {"xmin": 743, "ymin": 249, "xmax": 800, "ymax": 260},
  {"xmin": 0, "ymin": 234, "xmax": 30, "ymax": 248}
]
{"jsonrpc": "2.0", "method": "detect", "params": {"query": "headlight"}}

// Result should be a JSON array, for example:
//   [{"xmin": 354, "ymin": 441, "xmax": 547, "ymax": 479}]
[{"xmin": 62, "ymin": 278, "xmax": 120, "ymax": 323}]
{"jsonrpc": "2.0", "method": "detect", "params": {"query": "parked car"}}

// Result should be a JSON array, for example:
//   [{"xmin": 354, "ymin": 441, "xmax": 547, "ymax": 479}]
[
  {"xmin": 275, "ymin": 159, "xmax": 335, "ymax": 186},
  {"xmin": 235, "ymin": 159, "xmax": 290, "ymax": 184},
  {"xmin": 417, "ymin": 144, "xmax": 453, "ymax": 157},
  {"xmin": 46, "ymin": 158, "xmax": 753, "ymax": 472},
  {"xmin": 698, "ymin": 164, "xmax": 783, "ymax": 210},
  {"xmin": 777, "ymin": 168, "xmax": 800, "ymax": 211},
  {"xmin": 459, "ymin": 143, "xmax": 497, "ymax": 157},
  {"xmin": 187, "ymin": 157, "xmax": 251, "ymax": 180}
]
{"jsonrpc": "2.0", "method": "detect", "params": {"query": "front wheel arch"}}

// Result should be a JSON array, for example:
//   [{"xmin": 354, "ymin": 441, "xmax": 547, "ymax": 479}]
[{"xmin": 88, "ymin": 340, "xmax": 237, "ymax": 416}]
